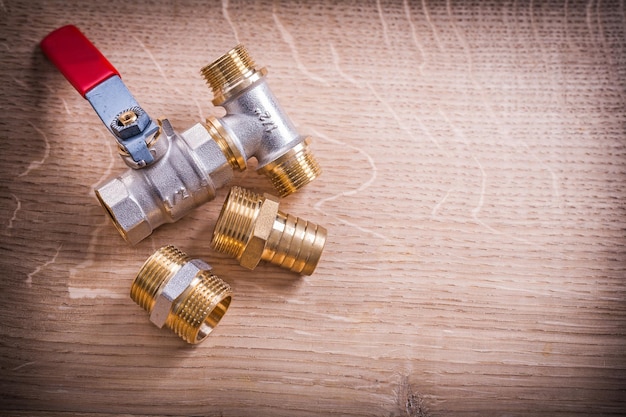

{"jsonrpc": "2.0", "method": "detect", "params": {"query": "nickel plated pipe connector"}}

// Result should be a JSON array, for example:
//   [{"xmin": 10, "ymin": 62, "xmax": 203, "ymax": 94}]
[
  {"xmin": 131, "ymin": 245, "xmax": 232, "ymax": 344},
  {"xmin": 201, "ymin": 45, "xmax": 321, "ymax": 197},
  {"xmin": 41, "ymin": 26, "xmax": 233, "ymax": 244},
  {"xmin": 211, "ymin": 186, "xmax": 327, "ymax": 275},
  {"xmin": 95, "ymin": 119, "xmax": 232, "ymax": 244}
]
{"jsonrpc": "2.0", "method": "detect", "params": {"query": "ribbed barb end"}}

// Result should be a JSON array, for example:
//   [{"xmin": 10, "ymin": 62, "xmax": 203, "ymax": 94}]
[
  {"xmin": 168, "ymin": 270, "xmax": 232, "ymax": 344},
  {"xmin": 130, "ymin": 245, "xmax": 232, "ymax": 344},
  {"xmin": 211, "ymin": 186, "xmax": 263, "ymax": 259},
  {"xmin": 259, "ymin": 139, "xmax": 322, "ymax": 197},
  {"xmin": 200, "ymin": 44, "xmax": 264, "ymax": 106},
  {"xmin": 131, "ymin": 245, "xmax": 188, "ymax": 313},
  {"xmin": 265, "ymin": 213, "xmax": 327, "ymax": 276},
  {"xmin": 211, "ymin": 186, "xmax": 327, "ymax": 275}
]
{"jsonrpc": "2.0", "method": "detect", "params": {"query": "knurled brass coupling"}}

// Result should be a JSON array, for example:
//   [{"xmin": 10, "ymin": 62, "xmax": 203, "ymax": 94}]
[
  {"xmin": 130, "ymin": 245, "xmax": 232, "ymax": 344},
  {"xmin": 201, "ymin": 45, "xmax": 321, "ymax": 197},
  {"xmin": 211, "ymin": 186, "xmax": 327, "ymax": 275}
]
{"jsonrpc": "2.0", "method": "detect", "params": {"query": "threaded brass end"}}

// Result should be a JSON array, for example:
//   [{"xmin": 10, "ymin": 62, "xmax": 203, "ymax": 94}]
[
  {"xmin": 167, "ymin": 270, "xmax": 232, "ymax": 344},
  {"xmin": 200, "ymin": 44, "xmax": 266, "ymax": 106},
  {"xmin": 211, "ymin": 187, "xmax": 263, "ymax": 258},
  {"xmin": 130, "ymin": 245, "xmax": 232, "ymax": 344},
  {"xmin": 201, "ymin": 44, "xmax": 255, "ymax": 92},
  {"xmin": 204, "ymin": 116, "xmax": 246, "ymax": 171},
  {"xmin": 131, "ymin": 245, "xmax": 188, "ymax": 312},
  {"xmin": 211, "ymin": 186, "xmax": 327, "ymax": 275},
  {"xmin": 258, "ymin": 139, "xmax": 322, "ymax": 197}
]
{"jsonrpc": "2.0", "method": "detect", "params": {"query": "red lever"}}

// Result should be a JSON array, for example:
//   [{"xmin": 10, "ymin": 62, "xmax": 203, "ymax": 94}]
[{"xmin": 40, "ymin": 25, "xmax": 120, "ymax": 97}]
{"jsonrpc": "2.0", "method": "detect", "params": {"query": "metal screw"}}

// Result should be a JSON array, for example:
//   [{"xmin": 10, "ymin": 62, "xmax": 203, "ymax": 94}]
[{"xmin": 118, "ymin": 110, "xmax": 138, "ymax": 126}]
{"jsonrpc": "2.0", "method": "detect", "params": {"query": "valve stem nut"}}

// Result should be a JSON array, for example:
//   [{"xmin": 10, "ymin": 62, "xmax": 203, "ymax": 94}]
[
  {"xmin": 130, "ymin": 245, "xmax": 232, "ymax": 344},
  {"xmin": 211, "ymin": 186, "xmax": 327, "ymax": 275},
  {"xmin": 110, "ymin": 106, "xmax": 151, "ymax": 140}
]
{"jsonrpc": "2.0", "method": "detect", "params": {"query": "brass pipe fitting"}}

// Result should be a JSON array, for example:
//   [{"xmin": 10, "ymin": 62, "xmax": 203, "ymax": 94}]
[
  {"xmin": 201, "ymin": 45, "xmax": 321, "ymax": 197},
  {"xmin": 211, "ymin": 186, "xmax": 327, "ymax": 275},
  {"xmin": 130, "ymin": 245, "xmax": 232, "ymax": 344},
  {"xmin": 95, "ymin": 120, "xmax": 233, "ymax": 245}
]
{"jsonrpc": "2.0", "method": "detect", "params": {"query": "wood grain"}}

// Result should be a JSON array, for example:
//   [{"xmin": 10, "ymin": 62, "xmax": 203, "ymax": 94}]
[{"xmin": 1, "ymin": 0, "xmax": 625, "ymax": 415}]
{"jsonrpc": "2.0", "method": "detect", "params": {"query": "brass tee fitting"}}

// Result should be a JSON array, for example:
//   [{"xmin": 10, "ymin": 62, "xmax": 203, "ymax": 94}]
[
  {"xmin": 130, "ymin": 245, "xmax": 232, "ymax": 344},
  {"xmin": 201, "ymin": 45, "xmax": 321, "ymax": 197},
  {"xmin": 95, "ymin": 120, "xmax": 233, "ymax": 245},
  {"xmin": 211, "ymin": 186, "xmax": 327, "ymax": 275}
]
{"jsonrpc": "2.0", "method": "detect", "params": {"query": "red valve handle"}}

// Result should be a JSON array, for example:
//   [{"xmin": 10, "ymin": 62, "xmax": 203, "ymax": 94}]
[{"xmin": 40, "ymin": 25, "xmax": 120, "ymax": 97}]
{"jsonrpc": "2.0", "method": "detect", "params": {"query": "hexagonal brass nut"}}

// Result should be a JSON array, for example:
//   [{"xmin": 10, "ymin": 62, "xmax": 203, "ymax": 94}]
[
  {"xmin": 239, "ymin": 194, "xmax": 280, "ymax": 270},
  {"xmin": 149, "ymin": 259, "xmax": 210, "ymax": 328},
  {"xmin": 95, "ymin": 177, "xmax": 152, "ymax": 245}
]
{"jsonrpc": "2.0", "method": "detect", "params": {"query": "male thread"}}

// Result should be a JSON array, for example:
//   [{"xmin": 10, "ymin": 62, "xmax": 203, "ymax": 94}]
[
  {"xmin": 167, "ymin": 271, "xmax": 231, "ymax": 343},
  {"xmin": 130, "ymin": 245, "xmax": 232, "ymax": 344},
  {"xmin": 212, "ymin": 186, "xmax": 327, "ymax": 275},
  {"xmin": 200, "ymin": 44, "xmax": 262, "ymax": 106},
  {"xmin": 204, "ymin": 116, "xmax": 246, "ymax": 171},
  {"xmin": 258, "ymin": 139, "xmax": 322, "ymax": 197},
  {"xmin": 211, "ymin": 187, "xmax": 262, "ymax": 258},
  {"xmin": 131, "ymin": 245, "xmax": 187, "ymax": 313}
]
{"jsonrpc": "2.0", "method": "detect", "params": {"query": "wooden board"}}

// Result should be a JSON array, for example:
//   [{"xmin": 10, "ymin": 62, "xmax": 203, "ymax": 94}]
[{"xmin": 1, "ymin": 0, "xmax": 625, "ymax": 415}]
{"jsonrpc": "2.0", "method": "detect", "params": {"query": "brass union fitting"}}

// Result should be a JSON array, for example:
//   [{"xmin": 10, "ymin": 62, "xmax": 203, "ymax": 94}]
[
  {"xmin": 201, "ymin": 45, "xmax": 321, "ymax": 197},
  {"xmin": 211, "ymin": 186, "xmax": 327, "ymax": 275},
  {"xmin": 130, "ymin": 245, "xmax": 232, "ymax": 344}
]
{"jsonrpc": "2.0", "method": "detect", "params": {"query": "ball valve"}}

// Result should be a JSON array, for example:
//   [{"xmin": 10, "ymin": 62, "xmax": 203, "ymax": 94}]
[
  {"xmin": 40, "ymin": 26, "xmax": 323, "ymax": 244},
  {"xmin": 41, "ymin": 25, "xmax": 233, "ymax": 244}
]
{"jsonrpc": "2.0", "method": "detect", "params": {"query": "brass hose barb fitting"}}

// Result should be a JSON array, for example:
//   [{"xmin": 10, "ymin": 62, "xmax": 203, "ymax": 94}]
[
  {"xmin": 201, "ymin": 45, "xmax": 321, "ymax": 197},
  {"xmin": 130, "ymin": 245, "xmax": 232, "ymax": 344},
  {"xmin": 211, "ymin": 186, "xmax": 327, "ymax": 275}
]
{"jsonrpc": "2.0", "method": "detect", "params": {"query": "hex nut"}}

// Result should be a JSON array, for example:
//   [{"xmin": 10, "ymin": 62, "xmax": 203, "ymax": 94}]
[
  {"xmin": 181, "ymin": 123, "xmax": 233, "ymax": 189},
  {"xmin": 95, "ymin": 178, "xmax": 152, "ymax": 245},
  {"xmin": 239, "ymin": 194, "xmax": 280, "ymax": 269},
  {"xmin": 110, "ymin": 107, "xmax": 150, "ymax": 139},
  {"xmin": 149, "ymin": 259, "xmax": 210, "ymax": 328}
]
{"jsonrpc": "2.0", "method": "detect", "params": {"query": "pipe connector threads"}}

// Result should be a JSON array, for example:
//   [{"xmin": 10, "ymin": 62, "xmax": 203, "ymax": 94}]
[
  {"xmin": 204, "ymin": 116, "xmax": 247, "ymax": 171},
  {"xmin": 130, "ymin": 245, "xmax": 232, "ymax": 344},
  {"xmin": 258, "ymin": 138, "xmax": 322, "ymax": 197},
  {"xmin": 200, "ymin": 44, "xmax": 266, "ymax": 106},
  {"xmin": 212, "ymin": 186, "xmax": 327, "ymax": 275}
]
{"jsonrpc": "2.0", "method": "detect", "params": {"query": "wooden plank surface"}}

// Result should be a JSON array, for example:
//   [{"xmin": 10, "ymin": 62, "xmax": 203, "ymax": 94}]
[{"xmin": 1, "ymin": 0, "xmax": 625, "ymax": 415}]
